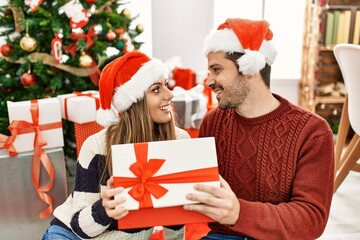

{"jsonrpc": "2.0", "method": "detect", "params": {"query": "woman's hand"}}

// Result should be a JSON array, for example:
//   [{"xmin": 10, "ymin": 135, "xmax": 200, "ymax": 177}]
[
  {"xmin": 101, "ymin": 176, "xmax": 129, "ymax": 220},
  {"xmin": 183, "ymin": 175, "xmax": 240, "ymax": 225}
]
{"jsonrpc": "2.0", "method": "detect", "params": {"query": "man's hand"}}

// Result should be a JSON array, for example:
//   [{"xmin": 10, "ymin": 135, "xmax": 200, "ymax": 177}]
[{"xmin": 183, "ymin": 176, "xmax": 240, "ymax": 225}]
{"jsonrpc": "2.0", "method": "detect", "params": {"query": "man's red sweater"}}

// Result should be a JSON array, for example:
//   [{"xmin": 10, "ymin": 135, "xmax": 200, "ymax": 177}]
[{"xmin": 199, "ymin": 95, "xmax": 334, "ymax": 240}]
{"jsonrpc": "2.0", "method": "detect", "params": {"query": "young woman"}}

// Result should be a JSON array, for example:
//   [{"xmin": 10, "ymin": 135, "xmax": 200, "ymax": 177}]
[{"xmin": 42, "ymin": 52, "xmax": 190, "ymax": 239}]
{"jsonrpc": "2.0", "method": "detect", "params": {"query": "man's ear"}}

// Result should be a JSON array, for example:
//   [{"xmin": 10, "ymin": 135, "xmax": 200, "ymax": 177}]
[{"xmin": 242, "ymin": 72, "xmax": 259, "ymax": 80}]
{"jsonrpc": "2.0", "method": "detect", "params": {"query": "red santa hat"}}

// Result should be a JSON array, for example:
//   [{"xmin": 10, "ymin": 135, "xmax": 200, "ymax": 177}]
[
  {"xmin": 203, "ymin": 18, "xmax": 277, "ymax": 75},
  {"xmin": 96, "ymin": 51, "xmax": 169, "ymax": 126}
]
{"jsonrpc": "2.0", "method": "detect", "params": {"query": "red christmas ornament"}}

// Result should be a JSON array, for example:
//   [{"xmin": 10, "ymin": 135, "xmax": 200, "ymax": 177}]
[
  {"xmin": 21, "ymin": 72, "xmax": 37, "ymax": 86},
  {"xmin": 1, "ymin": 43, "xmax": 13, "ymax": 57},
  {"xmin": 85, "ymin": 0, "xmax": 97, "ymax": 3},
  {"xmin": 106, "ymin": 30, "xmax": 116, "ymax": 41}
]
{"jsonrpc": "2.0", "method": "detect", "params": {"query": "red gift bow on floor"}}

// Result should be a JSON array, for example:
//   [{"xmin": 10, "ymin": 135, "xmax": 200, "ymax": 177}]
[
  {"xmin": 63, "ymin": 91, "xmax": 100, "ymax": 120},
  {"xmin": 113, "ymin": 143, "xmax": 218, "ymax": 209},
  {"xmin": 2, "ymin": 99, "xmax": 62, "ymax": 219}
]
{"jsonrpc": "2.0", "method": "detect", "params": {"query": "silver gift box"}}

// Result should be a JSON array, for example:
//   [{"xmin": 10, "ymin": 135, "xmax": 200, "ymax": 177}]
[{"xmin": 0, "ymin": 148, "xmax": 69, "ymax": 240}]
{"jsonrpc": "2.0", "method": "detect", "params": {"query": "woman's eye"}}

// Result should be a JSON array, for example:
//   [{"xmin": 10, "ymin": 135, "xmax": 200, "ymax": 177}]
[{"xmin": 152, "ymin": 87, "xmax": 160, "ymax": 93}]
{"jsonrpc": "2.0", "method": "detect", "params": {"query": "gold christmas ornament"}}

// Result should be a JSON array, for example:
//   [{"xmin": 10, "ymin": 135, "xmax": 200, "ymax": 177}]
[
  {"xmin": 79, "ymin": 52, "xmax": 93, "ymax": 68},
  {"xmin": 135, "ymin": 24, "xmax": 144, "ymax": 33},
  {"xmin": 121, "ymin": 8, "xmax": 132, "ymax": 19},
  {"xmin": 20, "ymin": 33, "xmax": 37, "ymax": 52}
]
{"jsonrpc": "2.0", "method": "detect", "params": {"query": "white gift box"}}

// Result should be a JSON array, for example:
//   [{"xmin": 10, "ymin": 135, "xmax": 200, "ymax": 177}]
[
  {"xmin": 172, "ymin": 84, "xmax": 207, "ymax": 129},
  {"xmin": 112, "ymin": 137, "xmax": 219, "ymax": 210},
  {"xmin": 7, "ymin": 98, "xmax": 64, "ymax": 153},
  {"xmin": 57, "ymin": 90, "xmax": 99, "ymax": 124}
]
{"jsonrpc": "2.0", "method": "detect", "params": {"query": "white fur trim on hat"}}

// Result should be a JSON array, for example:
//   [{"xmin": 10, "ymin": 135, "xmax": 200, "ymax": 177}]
[
  {"xmin": 96, "ymin": 107, "xmax": 119, "ymax": 126},
  {"xmin": 112, "ymin": 58, "xmax": 169, "ymax": 113},
  {"xmin": 237, "ymin": 49, "xmax": 266, "ymax": 75},
  {"xmin": 203, "ymin": 28, "xmax": 242, "ymax": 55},
  {"xmin": 203, "ymin": 28, "xmax": 277, "ymax": 75}
]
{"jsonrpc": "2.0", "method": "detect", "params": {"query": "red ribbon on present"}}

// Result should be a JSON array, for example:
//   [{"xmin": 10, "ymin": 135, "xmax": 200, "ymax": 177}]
[
  {"xmin": 113, "ymin": 143, "xmax": 218, "ymax": 209},
  {"xmin": 4, "ymin": 99, "xmax": 62, "ymax": 219},
  {"xmin": 63, "ymin": 91, "xmax": 100, "ymax": 120},
  {"xmin": 64, "ymin": 25, "xmax": 97, "ymax": 57},
  {"xmin": 0, "ymin": 133, "xmax": 17, "ymax": 156}
]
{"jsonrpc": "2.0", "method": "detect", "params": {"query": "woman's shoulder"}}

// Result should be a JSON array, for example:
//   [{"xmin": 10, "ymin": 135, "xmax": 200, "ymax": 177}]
[
  {"xmin": 78, "ymin": 128, "xmax": 107, "ymax": 158},
  {"xmin": 175, "ymin": 127, "xmax": 191, "ymax": 139}
]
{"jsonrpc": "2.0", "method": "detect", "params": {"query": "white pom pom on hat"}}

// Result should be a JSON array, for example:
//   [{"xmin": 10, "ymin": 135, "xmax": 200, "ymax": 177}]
[
  {"xmin": 96, "ymin": 51, "xmax": 169, "ymax": 126},
  {"xmin": 203, "ymin": 18, "xmax": 277, "ymax": 75}
]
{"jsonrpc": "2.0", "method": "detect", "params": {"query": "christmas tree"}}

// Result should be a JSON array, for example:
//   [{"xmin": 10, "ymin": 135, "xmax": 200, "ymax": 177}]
[{"xmin": 0, "ymin": 0, "xmax": 144, "ymax": 160}]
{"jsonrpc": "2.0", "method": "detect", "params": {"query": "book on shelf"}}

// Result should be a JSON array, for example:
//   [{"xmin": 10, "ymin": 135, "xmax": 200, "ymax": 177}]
[
  {"xmin": 336, "ymin": 11, "xmax": 346, "ymax": 44},
  {"xmin": 353, "ymin": 10, "xmax": 360, "ymax": 44},
  {"xmin": 348, "ymin": 7, "xmax": 357, "ymax": 44},
  {"xmin": 325, "ymin": 12, "xmax": 334, "ymax": 45},
  {"xmin": 342, "ymin": 10, "xmax": 352, "ymax": 43},
  {"xmin": 332, "ymin": 11, "xmax": 340, "ymax": 44}
]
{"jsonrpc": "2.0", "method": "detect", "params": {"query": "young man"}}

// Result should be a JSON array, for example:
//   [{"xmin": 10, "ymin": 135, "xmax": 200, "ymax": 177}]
[{"xmin": 184, "ymin": 18, "xmax": 334, "ymax": 240}]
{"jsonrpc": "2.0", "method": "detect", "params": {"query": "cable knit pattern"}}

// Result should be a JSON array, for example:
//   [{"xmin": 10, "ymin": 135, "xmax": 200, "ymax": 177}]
[
  {"xmin": 52, "ymin": 127, "xmax": 190, "ymax": 239},
  {"xmin": 199, "ymin": 94, "xmax": 334, "ymax": 240}
]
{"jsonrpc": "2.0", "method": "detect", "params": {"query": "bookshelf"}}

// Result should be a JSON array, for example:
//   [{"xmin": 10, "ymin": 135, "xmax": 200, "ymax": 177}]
[{"xmin": 299, "ymin": 0, "xmax": 359, "ymax": 133}]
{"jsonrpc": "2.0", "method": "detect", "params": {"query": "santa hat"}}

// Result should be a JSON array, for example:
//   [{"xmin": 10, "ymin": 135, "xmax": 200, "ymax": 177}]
[
  {"xmin": 203, "ymin": 18, "xmax": 277, "ymax": 75},
  {"xmin": 96, "ymin": 51, "xmax": 169, "ymax": 126}
]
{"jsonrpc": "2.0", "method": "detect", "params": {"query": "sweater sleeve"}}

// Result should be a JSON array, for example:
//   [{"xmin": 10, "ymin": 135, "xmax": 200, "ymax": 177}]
[
  {"xmin": 64, "ymin": 132, "xmax": 113, "ymax": 239},
  {"xmin": 230, "ymin": 118, "xmax": 335, "ymax": 240}
]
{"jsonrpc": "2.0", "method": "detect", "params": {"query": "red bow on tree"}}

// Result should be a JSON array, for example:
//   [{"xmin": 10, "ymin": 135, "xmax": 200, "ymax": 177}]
[{"xmin": 64, "ymin": 25, "xmax": 97, "ymax": 57}]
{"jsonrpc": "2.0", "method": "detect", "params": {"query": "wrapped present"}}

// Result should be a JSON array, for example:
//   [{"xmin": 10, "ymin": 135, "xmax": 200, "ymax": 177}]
[
  {"xmin": 0, "ymin": 148, "xmax": 68, "ymax": 239},
  {"xmin": 112, "ymin": 137, "xmax": 219, "ymax": 229},
  {"xmin": 171, "ymin": 67, "xmax": 196, "ymax": 90},
  {"xmin": 6, "ymin": 98, "xmax": 64, "ymax": 153},
  {"xmin": 74, "ymin": 121, "xmax": 104, "ymax": 157},
  {"xmin": 57, "ymin": 90, "xmax": 99, "ymax": 124},
  {"xmin": 172, "ymin": 84, "xmax": 207, "ymax": 129}
]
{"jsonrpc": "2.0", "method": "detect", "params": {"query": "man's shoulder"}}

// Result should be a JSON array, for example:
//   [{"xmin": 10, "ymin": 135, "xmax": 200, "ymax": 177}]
[{"xmin": 285, "ymin": 102, "xmax": 332, "ymax": 134}]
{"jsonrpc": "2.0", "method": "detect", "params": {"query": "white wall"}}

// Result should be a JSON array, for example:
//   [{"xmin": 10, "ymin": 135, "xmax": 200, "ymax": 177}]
[
  {"xmin": 151, "ymin": 0, "xmax": 213, "ymax": 72},
  {"xmin": 124, "ymin": 0, "xmax": 152, "ymax": 56},
  {"xmin": 0, "ymin": 0, "xmax": 6, "ymax": 45}
]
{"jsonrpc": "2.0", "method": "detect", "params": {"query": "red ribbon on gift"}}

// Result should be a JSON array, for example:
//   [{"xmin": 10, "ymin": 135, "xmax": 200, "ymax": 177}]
[
  {"xmin": 4, "ymin": 99, "xmax": 62, "ymax": 219},
  {"xmin": 64, "ymin": 25, "xmax": 97, "ymax": 57},
  {"xmin": 113, "ymin": 143, "xmax": 218, "ymax": 209},
  {"xmin": 63, "ymin": 91, "xmax": 100, "ymax": 121},
  {"xmin": 0, "ymin": 133, "xmax": 17, "ymax": 156}
]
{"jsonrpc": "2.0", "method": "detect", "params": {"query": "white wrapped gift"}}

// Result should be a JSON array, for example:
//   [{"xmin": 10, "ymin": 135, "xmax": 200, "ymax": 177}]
[
  {"xmin": 57, "ymin": 90, "xmax": 99, "ymax": 124},
  {"xmin": 112, "ymin": 137, "xmax": 219, "ymax": 229},
  {"xmin": 171, "ymin": 84, "xmax": 207, "ymax": 129},
  {"xmin": 6, "ymin": 98, "xmax": 64, "ymax": 153}
]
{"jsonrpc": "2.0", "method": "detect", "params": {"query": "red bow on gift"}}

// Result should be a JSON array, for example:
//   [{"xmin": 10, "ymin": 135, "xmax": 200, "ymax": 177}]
[
  {"xmin": 0, "ymin": 134, "xmax": 17, "ymax": 156},
  {"xmin": 114, "ymin": 143, "xmax": 218, "ymax": 209},
  {"xmin": 64, "ymin": 25, "xmax": 97, "ymax": 57},
  {"xmin": 3, "ymin": 100, "xmax": 62, "ymax": 219}
]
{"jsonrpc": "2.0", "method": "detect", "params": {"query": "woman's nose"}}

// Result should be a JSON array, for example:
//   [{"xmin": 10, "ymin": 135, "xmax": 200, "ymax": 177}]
[{"xmin": 165, "ymin": 87, "xmax": 174, "ymax": 100}]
